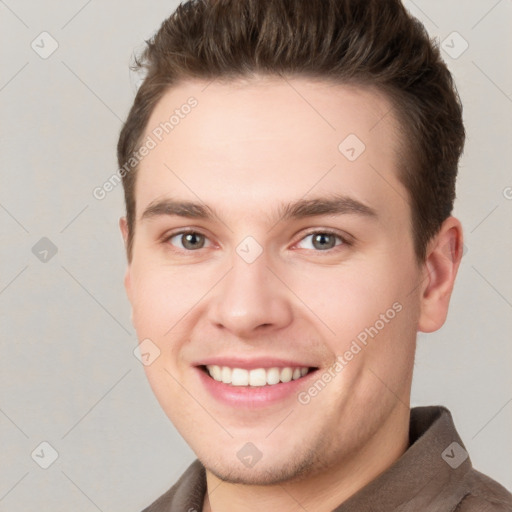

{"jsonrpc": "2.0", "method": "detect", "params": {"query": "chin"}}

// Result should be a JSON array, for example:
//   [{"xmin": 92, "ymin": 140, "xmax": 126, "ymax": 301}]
[{"xmin": 200, "ymin": 446, "xmax": 321, "ymax": 485}]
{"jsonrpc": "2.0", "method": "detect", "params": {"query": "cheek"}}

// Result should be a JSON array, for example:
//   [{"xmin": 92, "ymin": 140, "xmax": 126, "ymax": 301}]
[
  {"xmin": 131, "ymin": 283, "xmax": 169, "ymax": 337},
  {"xmin": 130, "ymin": 263, "xmax": 201, "ymax": 337},
  {"xmin": 288, "ymin": 255, "xmax": 419, "ymax": 369},
  {"xmin": 129, "ymin": 267, "xmax": 193, "ymax": 409},
  {"xmin": 289, "ymin": 262, "xmax": 398, "ymax": 340}
]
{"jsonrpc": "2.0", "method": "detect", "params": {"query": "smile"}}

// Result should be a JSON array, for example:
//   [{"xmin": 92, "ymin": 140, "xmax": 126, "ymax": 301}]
[{"xmin": 204, "ymin": 365, "xmax": 313, "ymax": 387}]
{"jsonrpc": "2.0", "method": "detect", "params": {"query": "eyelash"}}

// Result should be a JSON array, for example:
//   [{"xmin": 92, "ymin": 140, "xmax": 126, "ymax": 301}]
[{"xmin": 162, "ymin": 228, "xmax": 352, "ymax": 254}]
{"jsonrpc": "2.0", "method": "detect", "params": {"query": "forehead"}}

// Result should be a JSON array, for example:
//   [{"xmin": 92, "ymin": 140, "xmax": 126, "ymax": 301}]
[{"xmin": 135, "ymin": 77, "xmax": 408, "ymax": 225}]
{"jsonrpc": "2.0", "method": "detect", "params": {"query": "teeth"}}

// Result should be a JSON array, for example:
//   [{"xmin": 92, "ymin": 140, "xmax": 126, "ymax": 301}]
[
  {"xmin": 249, "ymin": 368, "xmax": 267, "ymax": 387},
  {"xmin": 266, "ymin": 367, "xmax": 280, "ymax": 385},
  {"xmin": 210, "ymin": 365, "xmax": 222, "ymax": 381},
  {"xmin": 231, "ymin": 368, "xmax": 249, "ymax": 386},
  {"xmin": 280, "ymin": 367, "xmax": 293, "ymax": 383},
  {"xmin": 221, "ymin": 366, "xmax": 231, "ymax": 384},
  {"xmin": 205, "ymin": 365, "xmax": 311, "ymax": 386}
]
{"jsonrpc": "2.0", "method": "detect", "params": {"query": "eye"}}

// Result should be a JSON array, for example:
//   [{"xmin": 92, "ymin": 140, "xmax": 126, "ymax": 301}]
[
  {"xmin": 296, "ymin": 231, "xmax": 347, "ymax": 251},
  {"xmin": 167, "ymin": 231, "xmax": 211, "ymax": 251}
]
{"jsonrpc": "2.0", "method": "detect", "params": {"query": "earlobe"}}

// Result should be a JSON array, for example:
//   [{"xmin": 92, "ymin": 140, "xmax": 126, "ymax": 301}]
[{"xmin": 417, "ymin": 217, "xmax": 464, "ymax": 333}]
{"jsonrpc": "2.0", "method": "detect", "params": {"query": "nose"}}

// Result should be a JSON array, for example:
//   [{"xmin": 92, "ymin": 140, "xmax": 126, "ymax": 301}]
[{"xmin": 206, "ymin": 250, "xmax": 294, "ymax": 337}]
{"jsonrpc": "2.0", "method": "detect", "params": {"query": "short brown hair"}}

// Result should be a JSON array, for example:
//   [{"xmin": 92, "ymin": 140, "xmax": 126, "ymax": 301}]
[{"xmin": 117, "ymin": 0, "xmax": 465, "ymax": 262}]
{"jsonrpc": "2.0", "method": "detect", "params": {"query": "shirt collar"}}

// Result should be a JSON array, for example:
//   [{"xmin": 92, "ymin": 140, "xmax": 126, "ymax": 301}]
[{"xmin": 332, "ymin": 406, "xmax": 472, "ymax": 511}]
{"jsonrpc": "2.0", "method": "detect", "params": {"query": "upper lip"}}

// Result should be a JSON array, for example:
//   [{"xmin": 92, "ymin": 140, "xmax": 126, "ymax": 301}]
[{"xmin": 193, "ymin": 356, "xmax": 319, "ymax": 370}]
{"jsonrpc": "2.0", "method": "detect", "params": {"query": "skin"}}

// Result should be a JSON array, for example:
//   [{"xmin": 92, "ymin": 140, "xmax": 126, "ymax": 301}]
[{"xmin": 120, "ymin": 77, "xmax": 463, "ymax": 512}]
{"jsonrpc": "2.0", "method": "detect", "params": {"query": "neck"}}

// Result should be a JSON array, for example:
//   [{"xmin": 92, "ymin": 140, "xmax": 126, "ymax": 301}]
[{"xmin": 202, "ymin": 405, "xmax": 410, "ymax": 512}]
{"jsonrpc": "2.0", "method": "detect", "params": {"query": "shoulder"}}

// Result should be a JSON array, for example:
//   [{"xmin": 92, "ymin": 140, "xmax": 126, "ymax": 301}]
[{"xmin": 456, "ymin": 469, "xmax": 512, "ymax": 511}]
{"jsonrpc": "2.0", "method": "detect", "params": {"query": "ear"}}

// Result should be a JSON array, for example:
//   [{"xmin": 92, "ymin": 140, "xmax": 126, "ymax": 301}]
[
  {"xmin": 417, "ymin": 216, "xmax": 464, "ymax": 333},
  {"xmin": 119, "ymin": 217, "xmax": 132, "ymax": 301},
  {"xmin": 119, "ymin": 216, "xmax": 129, "ymax": 247}
]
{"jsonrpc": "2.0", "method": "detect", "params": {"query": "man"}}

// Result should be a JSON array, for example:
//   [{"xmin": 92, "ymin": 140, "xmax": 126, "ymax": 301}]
[{"xmin": 117, "ymin": 0, "xmax": 512, "ymax": 510}]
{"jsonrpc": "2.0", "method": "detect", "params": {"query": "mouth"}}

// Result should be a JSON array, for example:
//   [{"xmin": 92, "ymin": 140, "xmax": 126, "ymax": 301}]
[
  {"xmin": 198, "ymin": 364, "xmax": 319, "ymax": 387},
  {"xmin": 193, "ymin": 356, "xmax": 321, "ymax": 407}
]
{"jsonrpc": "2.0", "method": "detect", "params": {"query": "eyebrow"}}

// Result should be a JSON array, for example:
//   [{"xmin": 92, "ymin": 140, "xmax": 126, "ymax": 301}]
[
  {"xmin": 276, "ymin": 195, "xmax": 378, "ymax": 221},
  {"xmin": 140, "ymin": 194, "xmax": 378, "ymax": 224}
]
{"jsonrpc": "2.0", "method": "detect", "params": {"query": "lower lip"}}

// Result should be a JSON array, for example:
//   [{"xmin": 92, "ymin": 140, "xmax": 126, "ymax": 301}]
[{"xmin": 196, "ymin": 367, "xmax": 318, "ymax": 408}]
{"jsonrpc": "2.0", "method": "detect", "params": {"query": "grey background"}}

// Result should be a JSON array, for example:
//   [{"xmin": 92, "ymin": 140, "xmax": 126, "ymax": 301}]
[{"xmin": 1, "ymin": 1, "xmax": 511, "ymax": 510}]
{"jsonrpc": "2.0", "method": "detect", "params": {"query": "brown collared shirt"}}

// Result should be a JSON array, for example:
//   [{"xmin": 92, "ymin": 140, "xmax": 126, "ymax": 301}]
[{"xmin": 142, "ymin": 406, "xmax": 512, "ymax": 511}]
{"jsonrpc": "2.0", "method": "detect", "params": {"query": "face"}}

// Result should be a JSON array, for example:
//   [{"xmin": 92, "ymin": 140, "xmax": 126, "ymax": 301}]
[{"xmin": 122, "ymin": 77, "xmax": 426, "ymax": 484}]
